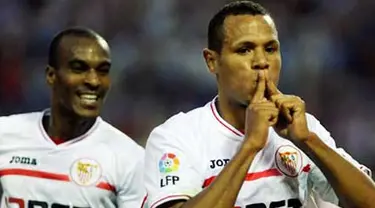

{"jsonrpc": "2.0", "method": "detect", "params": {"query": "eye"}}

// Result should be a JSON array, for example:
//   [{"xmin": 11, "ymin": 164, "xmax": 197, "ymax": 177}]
[
  {"xmin": 265, "ymin": 44, "xmax": 278, "ymax": 54},
  {"xmin": 96, "ymin": 63, "xmax": 111, "ymax": 75},
  {"xmin": 236, "ymin": 47, "xmax": 251, "ymax": 55},
  {"xmin": 97, "ymin": 66, "xmax": 110, "ymax": 75},
  {"xmin": 69, "ymin": 60, "xmax": 89, "ymax": 73}
]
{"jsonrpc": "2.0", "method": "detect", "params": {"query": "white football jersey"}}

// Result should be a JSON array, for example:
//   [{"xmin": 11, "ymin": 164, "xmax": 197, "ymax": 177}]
[
  {"xmin": 144, "ymin": 97, "xmax": 371, "ymax": 208},
  {"xmin": 0, "ymin": 110, "xmax": 146, "ymax": 208}
]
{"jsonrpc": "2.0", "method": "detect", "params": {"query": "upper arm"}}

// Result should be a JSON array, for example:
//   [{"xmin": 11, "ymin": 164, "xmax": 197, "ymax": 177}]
[
  {"xmin": 305, "ymin": 114, "xmax": 372, "ymax": 203},
  {"xmin": 144, "ymin": 124, "xmax": 204, "ymax": 208}
]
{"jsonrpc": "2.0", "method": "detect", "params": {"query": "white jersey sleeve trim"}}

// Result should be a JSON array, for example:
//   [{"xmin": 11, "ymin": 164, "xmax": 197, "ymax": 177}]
[{"xmin": 150, "ymin": 194, "xmax": 191, "ymax": 208}]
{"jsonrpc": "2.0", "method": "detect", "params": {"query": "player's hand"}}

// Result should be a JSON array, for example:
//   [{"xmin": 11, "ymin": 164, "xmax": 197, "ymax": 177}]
[
  {"xmin": 265, "ymin": 71, "xmax": 309, "ymax": 142},
  {"xmin": 244, "ymin": 71, "xmax": 279, "ymax": 152}
]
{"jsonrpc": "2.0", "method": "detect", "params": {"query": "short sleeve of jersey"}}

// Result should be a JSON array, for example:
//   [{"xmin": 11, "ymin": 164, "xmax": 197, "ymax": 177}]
[
  {"xmin": 116, "ymin": 147, "xmax": 147, "ymax": 208},
  {"xmin": 144, "ymin": 117, "xmax": 204, "ymax": 208},
  {"xmin": 305, "ymin": 114, "xmax": 372, "ymax": 204},
  {"xmin": 117, "ymin": 158, "xmax": 147, "ymax": 208}
]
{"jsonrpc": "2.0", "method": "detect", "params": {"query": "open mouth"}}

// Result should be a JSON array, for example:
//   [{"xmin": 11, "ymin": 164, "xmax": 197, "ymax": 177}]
[{"xmin": 77, "ymin": 93, "xmax": 100, "ymax": 106}]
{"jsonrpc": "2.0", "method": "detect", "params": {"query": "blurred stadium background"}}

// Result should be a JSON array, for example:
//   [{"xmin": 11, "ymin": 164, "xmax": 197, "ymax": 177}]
[{"xmin": 0, "ymin": 0, "xmax": 374, "ymax": 177}]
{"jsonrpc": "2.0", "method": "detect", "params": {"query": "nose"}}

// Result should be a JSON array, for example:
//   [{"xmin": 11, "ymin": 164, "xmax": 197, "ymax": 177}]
[
  {"xmin": 84, "ymin": 69, "xmax": 100, "ymax": 89},
  {"xmin": 251, "ymin": 49, "xmax": 269, "ymax": 70}
]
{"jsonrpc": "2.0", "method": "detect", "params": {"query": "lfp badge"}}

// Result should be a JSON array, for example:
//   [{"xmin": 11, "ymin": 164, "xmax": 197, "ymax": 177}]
[{"xmin": 159, "ymin": 153, "xmax": 180, "ymax": 173}]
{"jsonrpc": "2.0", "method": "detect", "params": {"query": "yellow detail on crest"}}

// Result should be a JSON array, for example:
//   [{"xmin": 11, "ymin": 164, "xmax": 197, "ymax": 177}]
[{"xmin": 77, "ymin": 161, "xmax": 98, "ymax": 174}]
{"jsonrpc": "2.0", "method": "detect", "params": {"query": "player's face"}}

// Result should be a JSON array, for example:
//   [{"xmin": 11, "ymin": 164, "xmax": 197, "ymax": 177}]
[
  {"xmin": 205, "ymin": 15, "xmax": 281, "ymax": 106},
  {"xmin": 46, "ymin": 36, "xmax": 111, "ymax": 118}
]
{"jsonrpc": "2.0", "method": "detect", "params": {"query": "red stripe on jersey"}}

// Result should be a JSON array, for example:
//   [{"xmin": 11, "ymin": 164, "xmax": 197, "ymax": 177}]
[
  {"xmin": 0, "ymin": 168, "xmax": 70, "ymax": 181},
  {"xmin": 141, "ymin": 194, "xmax": 148, "ymax": 208},
  {"xmin": 245, "ymin": 168, "xmax": 282, "ymax": 181},
  {"xmin": 96, "ymin": 182, "xmax": 116, "ymax": 192},
  {"xmin": 0, "ymin": 168, "xmax": 115, "ymax": 193},
  {"xmin": 203, "ymin": 168, "xmax": 282, "ymax": 188}
]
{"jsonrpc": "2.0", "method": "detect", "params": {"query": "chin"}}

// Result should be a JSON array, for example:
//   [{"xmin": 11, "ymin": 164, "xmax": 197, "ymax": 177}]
[
  {"xmin": 73, "ymin": 106, "xmax": 101, "ymax": 119},
  {"xmin": 80, "ymin": 109, "xmax": 101, "ymax": 118},
  {"xmin": 78, "ymin": 111, "xmax": 100, "ymax": 118}
]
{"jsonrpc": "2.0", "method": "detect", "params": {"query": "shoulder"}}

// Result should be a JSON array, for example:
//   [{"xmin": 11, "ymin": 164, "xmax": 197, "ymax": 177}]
[
  {"xmin": 151, "ymin": 104, "xmax": 209, "ymax": 137},
  {"xmin": 147, "ymin": 104, "xmax": 209, "ymax": 146},
  {"xmin": 96, "ymin": 119, "xmax": 144, "ymax": 163},
  {"xmin": 0, "ymin": 112, "xmax": 42, "ymax": 134}
]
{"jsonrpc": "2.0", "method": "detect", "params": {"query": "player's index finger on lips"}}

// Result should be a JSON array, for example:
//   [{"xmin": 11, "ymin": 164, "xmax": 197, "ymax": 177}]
[
  {"xmin": 252, "ymin": 71, "xmax": 266, "ymax": 102},
  {"xmin": 265, "ymin": 72, "xmax": 281, "ymax": 97}
]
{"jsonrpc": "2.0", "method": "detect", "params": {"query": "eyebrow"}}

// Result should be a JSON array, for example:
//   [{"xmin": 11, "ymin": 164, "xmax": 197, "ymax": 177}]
[
  {"xmin": 68, "ymin": 58, "xmax": 111, "ymax": 68},
  {"xmin": 233, "ymin": 39, "xmax": 279, "ymax": 48},
  {"xmin": 97, "ymin": 61, "xmax": 111, "ymax": 68}
]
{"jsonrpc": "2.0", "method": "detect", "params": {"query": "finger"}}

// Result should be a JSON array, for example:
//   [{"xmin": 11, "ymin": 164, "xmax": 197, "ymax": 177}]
[
  {"xmin": 275, "ymin": 96, "xmax": 304, "ymax": 112},
  {"xmin": 278, "ymin": 100, "xmax": 299, "ymax": 122},
  {"xmin": 254, "ymin": 107, "xmax": 279, "ymax": 115},
  {"xmin": 272, "ymin": 95, "xmax": 292, "ymax": 107},
  {"xmin": 269, "ymin": 94, "xmax": 284, "ymax": 104},
  {"xmin": 252, "ymin": 71, "xmax": 266, "ymax": 102},
  {"xmin": 269, "ymin": 110, "xmax": 279, "ymax": 126},
  {"xmin": 253, "ymin": 98, "xmax": 275, "ymax": 104},
  {"xmin": 251, "ymin": 106, "xmax": 280, "ymax": 112},
  {"xmin": 282, "ymin": 100, "xmax": 305, "ymax": 116},
  {"xmin": 280, "ymin": 104, "xmax": 293, "ymax": 122},
  {"xmin": 250, "ymin": 101, "xmax": 279, "ymax": 111},
  {"xmin": 265, "ymin": 72, "xmax": 282, "ymax": 98},
  {"xmin": 271, "ymin": 96, "xmax": 294, "ymax": 122}
]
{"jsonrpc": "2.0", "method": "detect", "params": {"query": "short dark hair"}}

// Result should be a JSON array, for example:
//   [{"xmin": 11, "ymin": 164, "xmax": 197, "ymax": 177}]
[
  {"xmin": 207, "ymin": 0, "xmax": 270, "ymax": 53},
  {"xmin": 48, "ymin": 27, "xmax": 101, "ymax": 68}
]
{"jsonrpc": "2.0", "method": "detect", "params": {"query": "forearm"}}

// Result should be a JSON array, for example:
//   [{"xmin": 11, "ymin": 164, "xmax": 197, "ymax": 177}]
[
  {"xmin": 296, "ymin": 132, "xmax": 375, "ymax": 208},
  {"xmin": 178, "ymin": 145, "xmax": 258, "ymax": 208}
]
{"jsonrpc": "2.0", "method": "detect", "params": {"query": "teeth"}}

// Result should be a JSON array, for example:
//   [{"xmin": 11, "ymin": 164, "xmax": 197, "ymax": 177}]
[
  {"xmin": 80, "ymin": 94, "xmax": 97, "ymax": 100},
  {"xmin": 80, "ymin": 94, "xmax": 98, "ymax": 105}
]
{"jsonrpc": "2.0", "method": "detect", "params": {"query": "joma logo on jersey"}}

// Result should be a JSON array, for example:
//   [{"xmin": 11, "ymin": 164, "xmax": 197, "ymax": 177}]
[
  {"xmin": 209, "ymin": 159, "xmax": 230, "ymax": 169},
  {"xmin": 9, "ymin": 156, "xmax": 37, "ymax": 165}
]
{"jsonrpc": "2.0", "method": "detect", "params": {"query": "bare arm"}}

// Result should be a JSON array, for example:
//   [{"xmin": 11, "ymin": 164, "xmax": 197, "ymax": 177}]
[
  {"xmin": 160, "ymin": 145, "xmax": 259, "ymax": 208},
  {"xmin": 296, "ymin": 132, "xmax": 375, "ymax": 208}
]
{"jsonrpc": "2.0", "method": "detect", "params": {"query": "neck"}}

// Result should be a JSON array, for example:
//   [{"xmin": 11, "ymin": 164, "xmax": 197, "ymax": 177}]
[
  {"xmin": 216, "ymin": 93, "xmax": 246, "ymax": 133},
  {"xmin": 44, "ymin": 106, "xmax": 97, "ymax": 141}
]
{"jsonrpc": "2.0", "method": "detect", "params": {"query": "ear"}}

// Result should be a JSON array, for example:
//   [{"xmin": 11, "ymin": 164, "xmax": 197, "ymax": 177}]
[
  {"xmin": 203, "ymin": 48, "xmax": 219, "ymax": 74},
  {"xmin": 45, "ymin": 65, "xmax": 56, "ymax": 86}
]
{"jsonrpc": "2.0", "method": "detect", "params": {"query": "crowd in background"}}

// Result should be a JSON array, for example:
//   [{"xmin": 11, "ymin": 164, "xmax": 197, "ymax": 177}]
[{"xmin": 1, "ymin": 0, "xmax": 374, "ymax": 176}]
